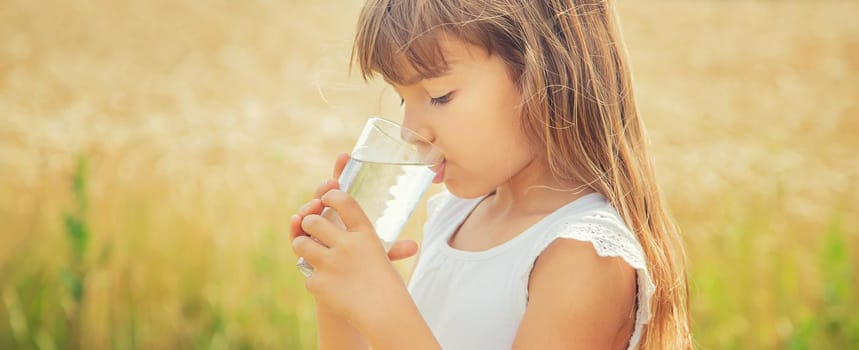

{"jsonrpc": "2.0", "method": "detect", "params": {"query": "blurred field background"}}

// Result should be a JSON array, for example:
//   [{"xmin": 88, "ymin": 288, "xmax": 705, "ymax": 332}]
[{"xmin": 0, "ymin": 0, "xmax": 856, "ymax": 349}]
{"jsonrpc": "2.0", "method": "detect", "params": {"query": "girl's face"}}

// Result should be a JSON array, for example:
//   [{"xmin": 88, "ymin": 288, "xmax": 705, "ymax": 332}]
[{"xmin": 390, "ymin": 36, "xmax": 537, "ymax": 199}]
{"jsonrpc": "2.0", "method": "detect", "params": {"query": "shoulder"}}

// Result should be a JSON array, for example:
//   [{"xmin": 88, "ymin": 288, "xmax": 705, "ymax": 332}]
[
  {"xmin": 540, "ymin": 205, "xmax": 655, "ymax": 317},
  {"xmin": 514, "ymin": 231, "xmax": 637, "ymax": 348},
  {"xmin": 535, "ymin": 231, "xmax": 637, "ymax": 322},
  {"xmin": 546, "ymin": 206, "xmax": 648, "ymax": 270},
  {"xmin": 513, "ymin": 203, "xmax": 654, "ymax": 348},
  {"xmin": 532, "ymin": 235, "xmax": 637, "ymax": 310}
]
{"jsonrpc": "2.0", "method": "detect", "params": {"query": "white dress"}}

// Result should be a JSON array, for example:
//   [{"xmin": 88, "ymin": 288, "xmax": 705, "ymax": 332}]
[{"xmin": 407, "ymin": 189, "xmax": 655, "ymax": 350}]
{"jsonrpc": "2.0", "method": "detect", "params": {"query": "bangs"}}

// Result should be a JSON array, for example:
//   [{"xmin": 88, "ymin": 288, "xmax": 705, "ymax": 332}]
[{"xmin": 352, "ymin": 0, "xmax": 490, "ymax": 84}]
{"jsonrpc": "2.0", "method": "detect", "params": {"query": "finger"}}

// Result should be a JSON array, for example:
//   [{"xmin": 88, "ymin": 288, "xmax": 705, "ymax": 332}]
[
  {"xmin": 290, "ymin": 214, "xmax": 304, "ymax": 240},
  {"xmin": 313, "ymin": 179, "xmax": 339, "ymax": 199},
  {"xmin": 387, "ymin": 240, "xmax": 419, "ymax": 261},
  {"xmin": 320, "ymin": 190, "xmax": 373, "ymax": 233},
  {"xmin": 333, "ymin": 153, "xmax": 350, "ymax": 179},
  {"xmin": 292, "ymin": 199, "xmax": 325, "ymax": 239},
  {"xmin": 300, "ymin": 214, "xmax": 344, "ymax": 248},
  {"xmin": 292, "ymin": 235, "xmax": 327, "ymax": 266},
  {"xmin": 299, "ymin": 198, "xmax": 324, "ymax": 217}
]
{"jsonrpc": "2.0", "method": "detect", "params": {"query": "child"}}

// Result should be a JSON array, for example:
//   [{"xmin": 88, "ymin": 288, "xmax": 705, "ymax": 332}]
[{"xmin": 290, "ymin": 0, "xmax": 692, "ymax": 349}]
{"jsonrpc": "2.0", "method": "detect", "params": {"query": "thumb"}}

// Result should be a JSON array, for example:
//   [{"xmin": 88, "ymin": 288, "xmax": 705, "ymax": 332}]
[{"xmin": 386, "ymin": 240, "xmax": 419, "ymax": 261}]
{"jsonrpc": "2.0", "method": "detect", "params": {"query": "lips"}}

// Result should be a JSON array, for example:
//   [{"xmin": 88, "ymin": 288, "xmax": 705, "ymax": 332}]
[{"xmin": 432, "ymin": 160, "xmax": 446, "ymax": 184}]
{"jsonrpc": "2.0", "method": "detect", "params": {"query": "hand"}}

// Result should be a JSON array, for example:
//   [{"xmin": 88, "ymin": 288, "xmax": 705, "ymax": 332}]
[
  {"xmin": 289, "ymin": 152, "xmax": 418, "ymax": 261},
  {"xmin": 291, "ymin": 186, "xmax": 413, "ymax": 327}
]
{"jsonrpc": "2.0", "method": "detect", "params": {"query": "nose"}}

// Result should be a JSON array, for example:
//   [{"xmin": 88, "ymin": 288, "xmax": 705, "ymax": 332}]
[
  {"xmin": 399, "ymin": 127, "xmax": 431, "ymax": 148},
  {"xmin": 400, "ymin": 107, "xmax": 434, "ymax": 147},
  {"xmin": 400, "ymin": 107, "xmax": 441, "ymax": 164}
]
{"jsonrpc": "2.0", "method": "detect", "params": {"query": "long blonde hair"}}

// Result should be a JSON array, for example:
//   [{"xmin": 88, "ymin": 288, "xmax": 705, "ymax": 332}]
[{"xmin": 352, "ymin": 0, "xmax": 692, "ymax": 348}]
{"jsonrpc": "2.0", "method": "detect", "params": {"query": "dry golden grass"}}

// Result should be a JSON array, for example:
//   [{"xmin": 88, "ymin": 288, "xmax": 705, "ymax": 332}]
[{"xmin": 1, "ymin": 0, "xmax": 857, "ymax": 349}]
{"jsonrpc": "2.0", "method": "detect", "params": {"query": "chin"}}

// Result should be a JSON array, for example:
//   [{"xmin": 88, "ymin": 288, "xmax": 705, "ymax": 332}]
[{"xmin": 444, "ymin": 180, "xmax": 494, "ymax": 199}]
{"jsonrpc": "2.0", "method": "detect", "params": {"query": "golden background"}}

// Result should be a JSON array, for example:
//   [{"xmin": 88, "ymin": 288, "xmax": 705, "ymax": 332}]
[{"xmin": 1, "ymin": 0, "xmax": 856, "ymax": 348}]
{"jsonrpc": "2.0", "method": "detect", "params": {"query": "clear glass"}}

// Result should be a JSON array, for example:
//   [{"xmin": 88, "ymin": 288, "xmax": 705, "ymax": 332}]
[{"xmin": 296, "ymin": 117, "xmax": 443, "ymax": 277}]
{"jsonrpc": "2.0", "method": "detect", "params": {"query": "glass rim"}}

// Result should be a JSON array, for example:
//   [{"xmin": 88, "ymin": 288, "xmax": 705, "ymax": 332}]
[{"xmin": 361, "ymin": 116, "xmax": 444, "ymax": 166}]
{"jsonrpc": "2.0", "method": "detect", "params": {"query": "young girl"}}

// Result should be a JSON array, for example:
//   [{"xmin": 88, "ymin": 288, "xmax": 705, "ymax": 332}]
[{"xmin": 290, "ymin": 0, "xmax": 691, "ymax": 349}]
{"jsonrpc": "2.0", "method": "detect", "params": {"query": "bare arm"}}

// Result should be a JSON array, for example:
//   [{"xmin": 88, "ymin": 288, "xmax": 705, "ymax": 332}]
[
  {"xmin": 350, "ymin": 286, "xmax": 441, "ymax": 350},
  {"xmin": 316, "ymin": 303, "xmax": 370, "ymax": 350},
  {"xmin": 512, "ymin": 238, "xmax": 637, "ymax": 350}
]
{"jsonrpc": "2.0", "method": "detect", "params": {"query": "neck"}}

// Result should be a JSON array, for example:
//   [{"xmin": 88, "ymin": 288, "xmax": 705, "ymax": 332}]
[{"xmin": 485, "ymin": 157, "xmax": 593, "ymax": 216}]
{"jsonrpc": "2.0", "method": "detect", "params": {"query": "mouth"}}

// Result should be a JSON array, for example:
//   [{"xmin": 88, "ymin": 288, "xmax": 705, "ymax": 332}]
[{"xmin": 432, "ymin": 160, "xmax": 446, "ymax": 184}]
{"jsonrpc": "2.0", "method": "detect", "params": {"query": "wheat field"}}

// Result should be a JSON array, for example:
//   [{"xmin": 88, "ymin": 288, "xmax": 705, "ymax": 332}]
[{"xmin": 0, "ymin": 0, "xmax": 857, "ymax": 349}]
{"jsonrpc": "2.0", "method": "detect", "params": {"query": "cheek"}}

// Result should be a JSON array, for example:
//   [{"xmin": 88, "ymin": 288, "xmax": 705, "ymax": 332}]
[
  {"xmin": 444, "ymin": 141, "xmax": 534, "ymax": 198},
  {"xmin": 438, "ymin": 74, "xmax": 533, "ymax": 189},
  {"xmin": 455, "ymin": 126, "xmax": 534, "ymax": 178},
  {"xmin": 446, "ymin": 90, "xmax": 532, "ymax": 167}
]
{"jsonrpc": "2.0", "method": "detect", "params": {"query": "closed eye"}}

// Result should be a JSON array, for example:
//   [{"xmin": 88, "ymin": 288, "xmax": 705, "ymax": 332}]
[{"xmin": 430, "ymin": 91, "xmax": 453, "ymax": 106}]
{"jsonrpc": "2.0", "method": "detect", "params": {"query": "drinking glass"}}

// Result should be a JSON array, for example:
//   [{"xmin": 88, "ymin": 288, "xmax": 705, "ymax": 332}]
[{"xmin": 296, "ymin": 117, "xmax": 443, "ymax": 277}]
